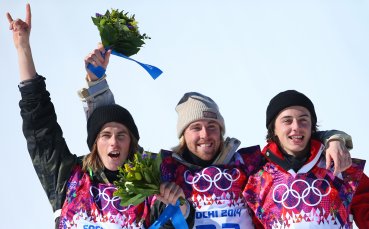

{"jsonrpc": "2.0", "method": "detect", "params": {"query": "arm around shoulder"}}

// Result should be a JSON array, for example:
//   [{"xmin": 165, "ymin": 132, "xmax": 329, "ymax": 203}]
[{"xmin": 314, "ymin": 130, "xmax": 353, "ymax": 150}]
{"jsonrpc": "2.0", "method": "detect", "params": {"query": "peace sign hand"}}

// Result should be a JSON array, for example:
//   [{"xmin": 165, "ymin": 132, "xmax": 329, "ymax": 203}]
[{"xmin": 6, "ymin": 3, "xmax": 32, "ymax": 50}]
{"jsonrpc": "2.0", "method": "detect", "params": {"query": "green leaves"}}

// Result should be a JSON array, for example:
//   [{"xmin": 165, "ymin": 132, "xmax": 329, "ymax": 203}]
[
  {"xmin": 92, "ymin": 9, "xmax": 150, "ymax": 57},
  {"xmin": 114, "ymin": 151, "xmax": 162, "ymax": 206}
]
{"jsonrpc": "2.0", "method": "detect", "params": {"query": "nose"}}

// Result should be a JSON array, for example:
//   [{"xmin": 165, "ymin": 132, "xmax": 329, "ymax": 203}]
[
  {"xmin": 109, "ymin": 135, "xmax": 118, "ymax": 145},
  {"xmin": 199, "ymin": 126, "xmax": 209, "ymax": 138},
  {"xmin": 291, "ymin": 119, "xmax": 301, "ymax": 130}
]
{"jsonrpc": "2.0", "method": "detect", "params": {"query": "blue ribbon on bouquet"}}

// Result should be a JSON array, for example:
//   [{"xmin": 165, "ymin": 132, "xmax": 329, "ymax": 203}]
[
  {"xmin": 87, "ymin": 49, "xmax": 163, "ymax": 80},
  {"xmin": 149, "ymin": 200, "xmax": 188, "ymax": 229}
]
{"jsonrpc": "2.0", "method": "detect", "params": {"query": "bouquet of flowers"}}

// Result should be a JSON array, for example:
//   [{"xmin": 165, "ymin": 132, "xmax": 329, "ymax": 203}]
[
  {"xmin": 92, "ymin": 9, "xmax": 150, "ymax": 57},
  {"xmin": 114, "ymin": 151, "xmax": 162, "ymax": 206},
  {"xmin": 114, "ymin": 151, "xmax": 186, "ymax": 207}
]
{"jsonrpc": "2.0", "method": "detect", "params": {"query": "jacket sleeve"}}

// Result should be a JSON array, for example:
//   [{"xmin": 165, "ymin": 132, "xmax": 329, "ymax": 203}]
[
  {"xmin": 19, "ymin": 75, "xmax": 78, "ymax": 213},
  {"xmin": 313, "ymin": 130, "xmax": 353, "ymax": 150},
  {"xmin": 351, "ymin": 173, "xmax": 369, "ymax": 228},
  {"xmin": 77, "ymin": 76, "xmax": 115, "ymax": 120}
]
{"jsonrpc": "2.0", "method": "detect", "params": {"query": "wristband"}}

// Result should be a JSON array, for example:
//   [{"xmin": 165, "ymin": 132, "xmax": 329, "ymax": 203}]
[
  {"xmin": 78, "ymin": 77, "xmax": 109, "ymax": 100},
  {"xmin": 326, "ymin": 135, "xmax": 346, "ymax": 146}
]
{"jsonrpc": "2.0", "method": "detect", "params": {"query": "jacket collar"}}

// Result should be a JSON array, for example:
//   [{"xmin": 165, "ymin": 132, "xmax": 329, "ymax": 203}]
[{"xmin": 262, "ymin": 139, "xmax": 325, "ymax": 175}]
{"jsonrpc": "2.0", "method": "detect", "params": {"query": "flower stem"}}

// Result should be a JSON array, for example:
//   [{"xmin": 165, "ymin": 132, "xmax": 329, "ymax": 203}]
[{"xmin": 179, "ymin": 197, "xmax": 186, "ymax": 206}]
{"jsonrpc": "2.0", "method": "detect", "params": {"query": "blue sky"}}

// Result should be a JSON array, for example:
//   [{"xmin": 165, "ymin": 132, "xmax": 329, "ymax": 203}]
[{"xmin": 2, "ymin": 1, "xmax": 369, "ymax": 228}]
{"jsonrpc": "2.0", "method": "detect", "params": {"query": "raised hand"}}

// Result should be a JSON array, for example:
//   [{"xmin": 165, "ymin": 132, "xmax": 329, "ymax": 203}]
[
  {"xmin": 6, "ymin": 3, "xmax": 36, "ymax": 81},
  {"xmin": 7, "ymin": 3, "xmax": 32, "ymax": 50},
  {"xmin": 84, "ymin": 43, "xmax": 112, "ymax": 81}
]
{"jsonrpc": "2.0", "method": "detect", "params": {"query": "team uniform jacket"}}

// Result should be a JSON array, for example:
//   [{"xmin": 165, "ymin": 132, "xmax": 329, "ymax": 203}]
[
  {"xmin": 159, "ymin": 146, "xmax": 262, "ymax": 229},
  {"xmin": 19, "ymin": 75, "xmax": 150, "ymax": 228},
  {"xmin": 77, "ymin": 77, "xmax": 359, "ymax": 229},
  {"xmin": 59, "ymin": 166, "xmax": 149, "ymax": 228},
  {"xmin": 244, "ymin": 139, "xmax": 369, "ymax": 229}
]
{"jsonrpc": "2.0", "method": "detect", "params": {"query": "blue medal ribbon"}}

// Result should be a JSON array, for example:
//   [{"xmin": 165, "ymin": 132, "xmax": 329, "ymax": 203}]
[
  {"xmin": 87, "ymin": 49, "xmax": 163, "ymax": 80},
  {"xmin": 149, "ymin": 200, "xmax": 188, "ymax": 229}
]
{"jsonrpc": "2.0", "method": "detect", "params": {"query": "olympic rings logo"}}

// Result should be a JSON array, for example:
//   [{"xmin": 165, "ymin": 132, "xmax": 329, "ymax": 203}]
[
  {"xmin": 184, "ymin": 166, "xmax": 241, "ymax": 192},
  {"xmin": 90, "ymin": 186, "xmax": 128, "ymax": 212},
  {"xmin": 272, "ymin": 179, "xmax": 331, "ymax": 209}
]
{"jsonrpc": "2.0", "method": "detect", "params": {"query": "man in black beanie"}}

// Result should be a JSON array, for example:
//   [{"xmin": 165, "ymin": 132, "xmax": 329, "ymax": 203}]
[
  {"xmin": 86, "ymin": 104, "xmax": 139, "ymax": 151},
  {"xmin": 83, "ymin": 103, "xmax": 140, "ymax": 172},
  {"xmin": 266, "ymin": 90, "xmax": 317, "ymax": 129},
  {"xmin": 10, "ymin": 9, "xmax": 188, "ymax": 227},
  {"xmin": 244, "ymin": 89, "xmax": 369, "ymax": 228}
]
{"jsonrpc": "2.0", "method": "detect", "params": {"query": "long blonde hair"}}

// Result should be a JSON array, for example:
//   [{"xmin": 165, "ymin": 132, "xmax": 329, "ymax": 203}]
[{"xmin": 82, "ymin": 131, "xmax": 139, "ymax": 173}]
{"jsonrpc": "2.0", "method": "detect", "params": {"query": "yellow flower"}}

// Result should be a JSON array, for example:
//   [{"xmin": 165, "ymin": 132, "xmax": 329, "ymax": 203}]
[
  {"xmin": 124, "ymin": 163, "xmax": 132, "ymax": 172},
  {"xmin": 127, "ymin": 172, "xmax": 135, "ymax": 180},
  {"xmin": 135, "ymin": 172, "xmax": 142, "ymax": 180}
]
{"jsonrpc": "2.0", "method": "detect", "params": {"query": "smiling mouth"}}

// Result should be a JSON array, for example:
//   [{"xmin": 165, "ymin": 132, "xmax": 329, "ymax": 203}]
[
  {"xmin": 199, "ymin": 143, "xmax": 212, "ymax": 148},
  {"xmin": 289, "ymin": 136, "xmax": 305, "ymax": 143},
  {"xmin": 108, "ymin": 151, "xmax": 120, "ymax": 158},
  {"xmin": 199, "ymin": 143, "xmax": 211, "ymax": 147},
  {"xmin": 289, "ymin": 136, "xmax": 303, "ymax": 139}
]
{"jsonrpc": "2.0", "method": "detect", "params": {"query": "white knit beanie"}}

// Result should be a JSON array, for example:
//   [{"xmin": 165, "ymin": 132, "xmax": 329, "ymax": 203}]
[{"xmin": 175, "ymin": 92, "xmax": 225, "ymax": 138}]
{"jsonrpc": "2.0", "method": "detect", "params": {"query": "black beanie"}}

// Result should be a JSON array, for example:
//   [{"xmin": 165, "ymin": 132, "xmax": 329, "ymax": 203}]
[
  {"xmin": 87, "ymin": 104, "xmax": 139, "ymax": 150},
  {"xmin": 266, "ymin": 90, "xmax": 317, "ymax": 128}
]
